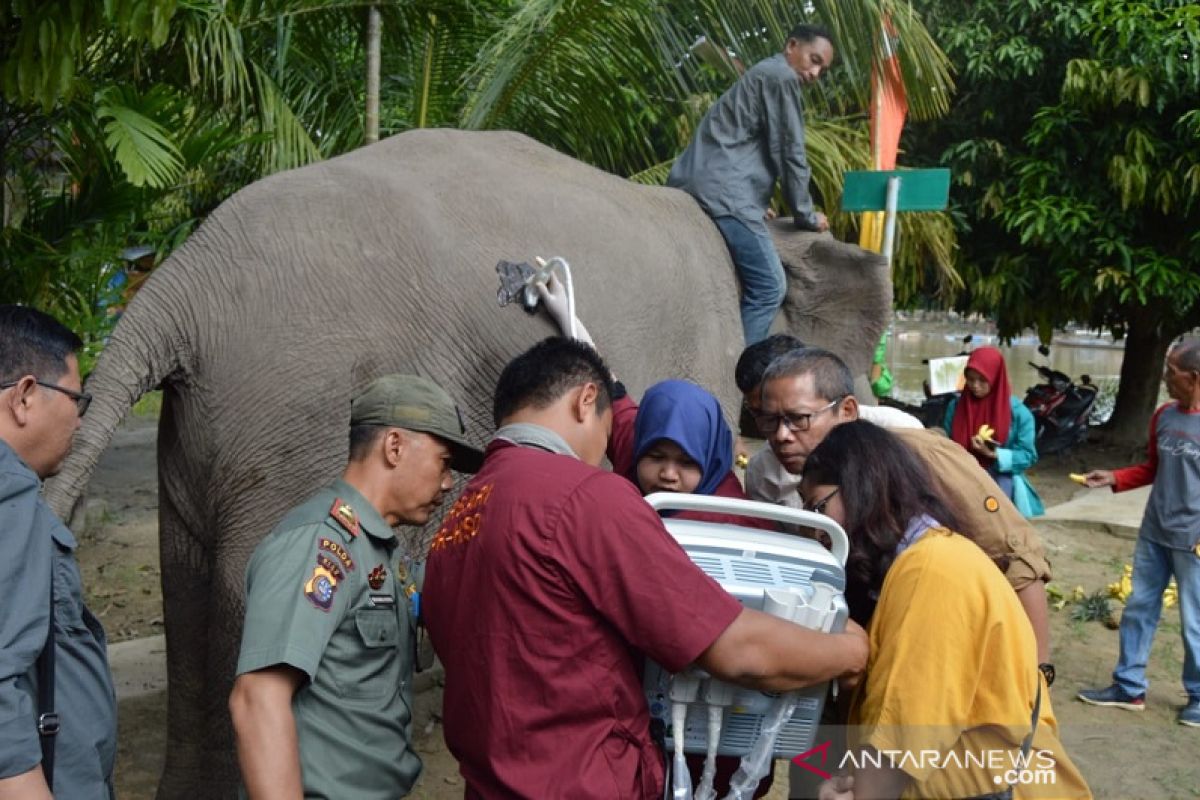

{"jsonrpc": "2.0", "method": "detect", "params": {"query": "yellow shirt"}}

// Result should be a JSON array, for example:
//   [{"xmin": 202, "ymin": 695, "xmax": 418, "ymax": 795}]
[{"xmin": 850, "ymin": 530, "xmax": 1090, "ymax": 799}]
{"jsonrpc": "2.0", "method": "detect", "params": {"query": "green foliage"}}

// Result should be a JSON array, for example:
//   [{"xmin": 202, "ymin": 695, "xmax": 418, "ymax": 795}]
[
  {"xmin": 4, "ymin": 0, "xmax": 958, "ymax": 351},
  {"xmin": 906, "ymin": 0, "xmax": 1200, "ymax": 437},
  {"xmin": 1070, "ymin": 589, "xmax": 1117, "ymax": 628},
  {"xmin": 460, "ymin": 0, "xmax": 957, "ymax": 288},
  {"xmin": 95, "ymin": 86, "xmax": 186, "ymax": 188},
  {"xmin": 0, "ymin": 0, "xmax": 178, "ymax": 108},
  {"xmin": 909, "ymin": 0, "xmax": 1200, "ymax": 337}
]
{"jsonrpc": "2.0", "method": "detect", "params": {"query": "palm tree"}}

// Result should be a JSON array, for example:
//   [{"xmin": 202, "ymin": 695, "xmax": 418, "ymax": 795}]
[
  {"xmin": 5, "ymin": 0, "xmax": 959, "ymax": 315},
  {"xmin": 460, "ymin": 0, "xmax": 960, "ymax": 294}
]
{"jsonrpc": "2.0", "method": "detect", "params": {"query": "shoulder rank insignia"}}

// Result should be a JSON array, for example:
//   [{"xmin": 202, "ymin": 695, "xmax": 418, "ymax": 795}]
[
  {"xmin": 329, "ymin": 498, "xmax": 360, "ymax": 537},
  {"xmin": 368, "ymin": 564, "xmax": 387, "ymax": 590},
  {"xmin": 304, "ymin": 564, "xmax": 339, "ymax": 611}
]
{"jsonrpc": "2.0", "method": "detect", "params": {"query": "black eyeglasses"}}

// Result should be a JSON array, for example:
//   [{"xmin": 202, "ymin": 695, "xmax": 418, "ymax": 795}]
[
  {"xmin": 753, "ymin": 397, "xmax": 843, "ymax": 436},
  {"xmin": 0, "ymin": 380, "xmax": 92, "ymax": 417},
  {"xmin": 807, "ymin": 487, "xmax": 840, "ymax": 516}
]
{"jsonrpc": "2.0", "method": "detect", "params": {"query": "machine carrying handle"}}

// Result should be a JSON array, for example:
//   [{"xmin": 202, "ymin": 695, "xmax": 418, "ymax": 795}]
[{"xmin": 643, "ymin": 493, "xmax": 850, "ymax": 567}]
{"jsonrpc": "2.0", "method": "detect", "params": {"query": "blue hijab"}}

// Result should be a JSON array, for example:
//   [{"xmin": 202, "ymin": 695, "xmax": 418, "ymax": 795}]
[{"xmin": 632, "ymin": 379, "xmax": 734, "ymax": 497}]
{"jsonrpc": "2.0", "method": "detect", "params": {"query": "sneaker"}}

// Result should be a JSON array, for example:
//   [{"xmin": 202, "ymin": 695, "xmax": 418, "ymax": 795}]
[
  {"xmin": 1179, "ymin": 700, "xmax": 1200, "ymax": 727},
  {"xmin": 1077, "ymin": 684, "xmax": 1145, "ymax": 711}
]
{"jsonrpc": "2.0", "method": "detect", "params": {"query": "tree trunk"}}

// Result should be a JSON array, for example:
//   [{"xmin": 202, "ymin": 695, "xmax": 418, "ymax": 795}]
[
  {"xmin": 363, "ymin": 5, "xmax": 382, "ymax": 144},
  {"xmin": 1103, "ymin": 303, "xmax": 1180, "ymax": 447}
]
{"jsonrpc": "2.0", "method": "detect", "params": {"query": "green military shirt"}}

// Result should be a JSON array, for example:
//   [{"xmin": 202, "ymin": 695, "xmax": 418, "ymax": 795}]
[{"xmin": 237, "ymin": 480, "xmax": 421, "ymax": 799}]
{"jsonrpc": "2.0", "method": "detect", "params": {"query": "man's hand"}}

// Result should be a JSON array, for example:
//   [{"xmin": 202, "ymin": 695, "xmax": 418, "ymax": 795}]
[
  {"xmin": 535, "ymin": 272, "xmax": 595, "ymax": 348},
  {"xmin": 1083, "ymin": 469, "xmax": 1116, "ymax": 488},
  {"xmin": 764, "ymin": 207, "xmax": 778, "ymax": 221},
  {"xmin": 813, "ymin": 211, "xmax": 830, "ymax": 232}
]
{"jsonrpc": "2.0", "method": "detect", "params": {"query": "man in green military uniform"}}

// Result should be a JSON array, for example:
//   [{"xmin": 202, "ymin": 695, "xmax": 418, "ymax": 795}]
[{"xmin": 229, "ymin": 374, "xmax": 483, "ymax": 799}]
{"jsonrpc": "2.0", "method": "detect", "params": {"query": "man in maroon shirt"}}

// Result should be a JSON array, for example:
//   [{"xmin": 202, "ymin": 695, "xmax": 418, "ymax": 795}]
[{"xmin": 423, "ymin": 337, "xmax": 867, "ymax": 799}]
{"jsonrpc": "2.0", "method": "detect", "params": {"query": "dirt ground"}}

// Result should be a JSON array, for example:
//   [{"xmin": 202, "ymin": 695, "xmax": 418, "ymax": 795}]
[{"xmin": 81, "ymin": 412, "xmax": 1198, "ymax": 799}]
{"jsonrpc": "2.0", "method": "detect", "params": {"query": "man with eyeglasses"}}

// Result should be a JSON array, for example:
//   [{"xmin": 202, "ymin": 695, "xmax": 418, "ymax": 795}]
[
  {"xmin": 743, "ymin": 346, "xmax": 1054, "ymax": 679},
  {"xmin": 0, "ymin": 305, "xmax": 115, "ymax": 799}
]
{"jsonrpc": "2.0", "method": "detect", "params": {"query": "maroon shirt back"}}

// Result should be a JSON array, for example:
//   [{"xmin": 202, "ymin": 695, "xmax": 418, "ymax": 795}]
[{"xmin": 423, "ymin": 439, "xmax": 743, "ymax": 799}]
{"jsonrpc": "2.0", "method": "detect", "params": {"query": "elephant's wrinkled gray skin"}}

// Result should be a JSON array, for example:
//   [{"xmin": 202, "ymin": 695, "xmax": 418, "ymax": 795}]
[{"xmin": 45, "ymin": 129, "xmax": 890, "ymax": 798}]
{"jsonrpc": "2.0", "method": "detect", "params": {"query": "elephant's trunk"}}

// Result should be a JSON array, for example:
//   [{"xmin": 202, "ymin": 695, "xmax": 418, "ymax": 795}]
[{"xmin": 44, "ymin": 270, "xmax": 192, "ymax": 521}]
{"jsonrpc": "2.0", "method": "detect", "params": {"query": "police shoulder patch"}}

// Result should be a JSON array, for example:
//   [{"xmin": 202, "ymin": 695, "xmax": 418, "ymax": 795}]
[
  {"xmin": 329, "ymin": 498, "xmax": 360, "ymax": 537},
  {"xmin": 304, "ymin": 563, "xmax": 339, "ymax": 611},
  {"xmin": 984, "ymin": 496, "xmax": 1001, "ymax": 513}
]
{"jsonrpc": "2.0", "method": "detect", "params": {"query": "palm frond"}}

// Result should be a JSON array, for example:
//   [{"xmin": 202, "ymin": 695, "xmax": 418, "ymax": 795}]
[
  {"xmin": 251, "ymin": 63, "xmax": 321, "ymax": 173},
  {"xmin": 95, "ymin": 86, "xmax": 185, "ymax": 188}
]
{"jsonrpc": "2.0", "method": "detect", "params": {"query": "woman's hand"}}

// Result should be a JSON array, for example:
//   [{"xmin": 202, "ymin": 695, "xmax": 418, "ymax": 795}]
[{"xmin": 968, "ymin": 434, "xmax": 997, "ymax": 459}]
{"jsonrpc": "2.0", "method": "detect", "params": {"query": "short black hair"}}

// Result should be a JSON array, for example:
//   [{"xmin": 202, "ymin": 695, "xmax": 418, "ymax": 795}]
[
  {"xmin": 348, "ymin": 424, "xmax": 388, "ymax": 462},
  {"xmin": 493, "ymin": 337, "xmax": 615, "ymax": 427},
  {"xmin": 0, "ymin": 305, "xmax": 83, "ymax": 384},
  {"xmin": 761, "ymin": 347, "xmax": 854, "ymax": 403},
  {"xmin": 735, "ymin": 334, "xmax": 807, "ymax": 393},
  {"xmin": 788, "ymin": 23, "xmax": 835, "ymax": 49}
]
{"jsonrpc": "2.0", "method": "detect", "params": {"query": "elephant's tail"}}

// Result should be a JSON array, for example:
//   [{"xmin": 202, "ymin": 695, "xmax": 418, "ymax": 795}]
[{"xmin": 44, "ymin": 266, "xmax": 192, "ymax": 521}]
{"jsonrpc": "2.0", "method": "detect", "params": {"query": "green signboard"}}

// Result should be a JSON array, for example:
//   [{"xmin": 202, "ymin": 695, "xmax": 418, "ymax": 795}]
[{"xmin": 841, "ymin": 168, "xmax": 951, "ymax": 212}]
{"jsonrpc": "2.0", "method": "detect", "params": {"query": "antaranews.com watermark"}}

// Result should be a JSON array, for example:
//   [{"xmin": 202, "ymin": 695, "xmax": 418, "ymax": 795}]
[{"xmin": 791, "ymin": 726, "xmax": 1063, "ymax": 792}]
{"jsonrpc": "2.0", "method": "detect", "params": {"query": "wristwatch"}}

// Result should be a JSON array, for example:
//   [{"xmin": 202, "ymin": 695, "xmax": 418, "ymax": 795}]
[{"xmin": 1038, "ymin": 662, "xmax": 1056, "ymax": 687}]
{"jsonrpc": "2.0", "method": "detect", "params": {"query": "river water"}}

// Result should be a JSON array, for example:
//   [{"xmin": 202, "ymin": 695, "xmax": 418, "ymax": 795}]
[{"xmin": 883, "ymin": 317, "xmax": 1130, "ymax": 414}]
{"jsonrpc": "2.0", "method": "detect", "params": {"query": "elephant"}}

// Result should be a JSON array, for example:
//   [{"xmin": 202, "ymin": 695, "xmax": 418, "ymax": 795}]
[{"xmin": 45, "ymin": 129, "xmax": 891, "ymax": 798}]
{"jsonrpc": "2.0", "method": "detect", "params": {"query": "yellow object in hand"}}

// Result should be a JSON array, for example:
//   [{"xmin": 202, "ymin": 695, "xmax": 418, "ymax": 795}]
[
  {"xmin": 1069, "ymin": 473, "xmax": 1088, "ymax": 485},
  {"xmin": 976, "ymin": 424, "xmax": 995, "ymax": 442}
]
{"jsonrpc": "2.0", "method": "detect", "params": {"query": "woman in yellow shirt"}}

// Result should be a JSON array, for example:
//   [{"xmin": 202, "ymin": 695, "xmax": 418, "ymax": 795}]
[{"xmin": 802, "ymin": 421, "xmax": 1090, "ymax": 800}]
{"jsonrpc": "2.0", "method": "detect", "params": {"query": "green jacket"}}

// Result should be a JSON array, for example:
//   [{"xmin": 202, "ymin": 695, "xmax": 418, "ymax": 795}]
[{"xmin": 236, "ymin": 479, "xmax": 422, "ymax": 799}]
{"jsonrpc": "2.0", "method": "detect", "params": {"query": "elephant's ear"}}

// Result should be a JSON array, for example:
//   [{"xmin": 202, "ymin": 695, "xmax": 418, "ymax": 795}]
[{"xmin": 772, "ymin": 227, "xmax": 892, "ymax": 383}]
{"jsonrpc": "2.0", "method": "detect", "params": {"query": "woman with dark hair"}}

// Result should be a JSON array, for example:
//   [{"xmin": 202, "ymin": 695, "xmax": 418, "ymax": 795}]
[
  {"xmin": 804, "ymin": 422, "xmax": 1090, "ymax": 800},
  {"xmin": 803, "ymin": 420, "xmax": 958, "ymax": 626}
]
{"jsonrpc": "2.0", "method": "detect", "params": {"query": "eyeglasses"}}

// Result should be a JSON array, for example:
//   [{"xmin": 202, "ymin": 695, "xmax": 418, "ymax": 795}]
[
  {"xmin": 753, "ymin": 397, "xmax": 843, "ymax": 436},
  {"xmin": 807, "ymin": 487, "xmax": 840, "ymax": 516},
  {"xmin": 0, "ymin": 380, "xmax": 93, "ymax": 417}
]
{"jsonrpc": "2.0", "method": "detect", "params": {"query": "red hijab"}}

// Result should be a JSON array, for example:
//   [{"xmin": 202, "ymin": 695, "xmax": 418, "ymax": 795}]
[{"xmin": 950, "ymin": 346, "xmax": 1013, "ymax": 465}]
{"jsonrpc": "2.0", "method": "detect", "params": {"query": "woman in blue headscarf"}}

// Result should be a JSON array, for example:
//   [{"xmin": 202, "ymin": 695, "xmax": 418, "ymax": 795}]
[{"xmin": 610, "ymin": 378, "xmax": 776, "ymax": 529}]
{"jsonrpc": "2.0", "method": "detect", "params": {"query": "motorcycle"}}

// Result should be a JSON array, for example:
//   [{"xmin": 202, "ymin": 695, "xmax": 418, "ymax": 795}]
[{"xmin": 1023, "ymin": 345, "xmax": 1098, "ymax": 456}]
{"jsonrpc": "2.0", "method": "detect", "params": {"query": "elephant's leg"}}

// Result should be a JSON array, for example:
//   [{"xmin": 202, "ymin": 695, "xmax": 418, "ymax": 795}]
[
  {"xmin": 197, "ymin": 531, "xmax": 259, "ymax": 797},
  {"xmin": 155, "ymin": 482, "xmax": 225, "ymax": 798}
]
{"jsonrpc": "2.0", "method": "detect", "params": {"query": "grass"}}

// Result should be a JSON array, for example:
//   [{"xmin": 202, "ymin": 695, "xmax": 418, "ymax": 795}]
[{"xmin": 132, "ymin": 390, "xmax": 162, "ymax": 419}]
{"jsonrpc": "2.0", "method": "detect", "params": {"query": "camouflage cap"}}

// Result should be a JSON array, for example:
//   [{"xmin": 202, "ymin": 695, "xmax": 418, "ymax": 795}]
[{"xmin": 351, "ymin": 374, "xmax": 485, "ymax": 473}]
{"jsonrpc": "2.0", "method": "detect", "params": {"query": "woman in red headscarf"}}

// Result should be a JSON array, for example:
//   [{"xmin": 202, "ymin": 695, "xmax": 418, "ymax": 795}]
[{"xmin": 943, "ymin": 346, "xmax": 1044, "ymax": 517}]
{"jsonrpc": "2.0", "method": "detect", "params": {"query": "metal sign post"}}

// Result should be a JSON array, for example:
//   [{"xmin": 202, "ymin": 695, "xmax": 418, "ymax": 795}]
[{"xmin": 842, "ymin": 168, "xmax": 951, "ymax": 267}]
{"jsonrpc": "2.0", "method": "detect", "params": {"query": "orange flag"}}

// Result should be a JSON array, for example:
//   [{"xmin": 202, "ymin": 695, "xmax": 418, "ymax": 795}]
[{"xmin": 860, "ymin": 17, "xmax": 908, "ymax": 254}]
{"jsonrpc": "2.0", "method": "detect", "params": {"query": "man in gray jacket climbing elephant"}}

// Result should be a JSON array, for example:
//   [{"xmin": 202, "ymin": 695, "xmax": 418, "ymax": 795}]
[{"xmin": 669, "ymin": 23, "xmax": 836, "ymax": 345}]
